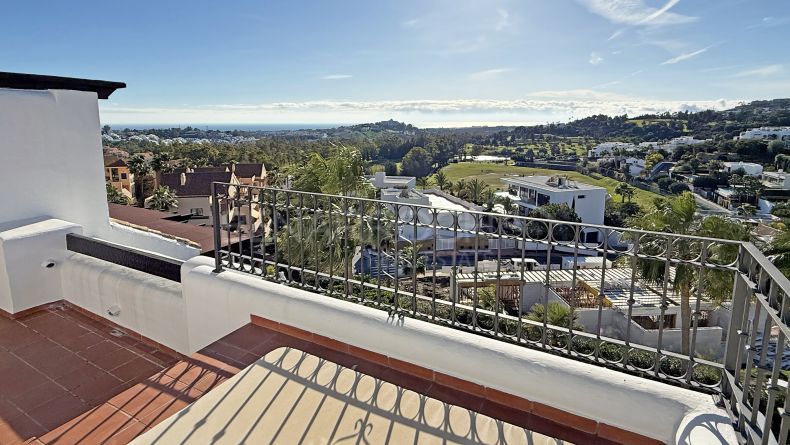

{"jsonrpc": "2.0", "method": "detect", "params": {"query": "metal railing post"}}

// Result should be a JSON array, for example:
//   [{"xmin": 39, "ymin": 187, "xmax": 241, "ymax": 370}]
[{"xmin": 211, "ymin": 182, "xmax": 223, "ymax": 273}]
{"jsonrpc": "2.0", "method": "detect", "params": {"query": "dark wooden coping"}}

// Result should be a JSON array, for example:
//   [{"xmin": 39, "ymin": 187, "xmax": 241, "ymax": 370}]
[
  {"xmin": 0, "ymin": 72, "xmax": 125, "ymax": 99},
  {"xmin": 66, "ymin": 233, "xmax": 182, "ymax": 282}
]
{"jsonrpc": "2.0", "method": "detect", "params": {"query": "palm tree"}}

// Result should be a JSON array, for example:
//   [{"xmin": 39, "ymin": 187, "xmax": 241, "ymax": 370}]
[
  {"xmin": 465, "ymin": 178, "xmax": 488, "ymax": 204},
  {"xmin": 416, "ymin": 176, "xmax": 431, "ymax": 189},
  {"xmin": 105, "ymin": 183, "xmax": 130, "ymax": 205},
  {"xmin": 452, "ymin": 179, "xmax": 467, "ymax": 198},
  {"xmin": 614, "ymin": 183, "xmax": 635, "ymax": 203},
  {"xmin": 150, "ymin": 152, "xmax": 174, "ymax": 189},
  {"xmin": 148, "ymin": 186, "xmax": 178, "ymax": 211},
  {"xmin": 630, "ymin": 192, "xmax": 748, "ymax": 355},
  {"xmin": 126, "ymin": 154, "xmax": 152, "ymax": 207},
  {"xmin": 434, "ymin": 171, "xmax": 450, "ymax": 191},
  {"xmin": 766, "ymin": 228, "xmax": 790, "ymax": 277},
  {"xmin": 527, "ymin": 302, "xmax": 581, "ymax": 345}
]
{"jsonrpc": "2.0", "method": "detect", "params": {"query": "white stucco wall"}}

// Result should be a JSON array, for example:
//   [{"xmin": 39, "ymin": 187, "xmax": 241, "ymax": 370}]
[
  {"xmin": 180, "ymin": 256, "xmax": 735, "ymax": 445},
  {"xmin": 0, "ymin": 87, "xmax": 196, "ymax": 259},
  {"xmin": 0, "ymin": 218, "xmax": 82, "ymax": 314},
  {"xmin": 61, "ymin": 253, "xmax": 188, "ymax": 352},
  {"xmin": 106, "ymin": 222, "xmax": 200, "ymax": 260},
  {"xmin": 0, "ymin": 89, "xmax": 108, "ymax": 235}
]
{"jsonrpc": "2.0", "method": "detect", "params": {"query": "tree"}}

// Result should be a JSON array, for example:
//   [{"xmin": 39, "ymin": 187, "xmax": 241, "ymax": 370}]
[
  {"xmin": 768, "ymin": 139, "xmax": 786, "ymax": 155},
  {"xmin": 452, "ymin": 179, "xmax": 468, "ymax": 199},
  {"xmin": 433, "ymin": 170, "xmax": 450, "ymax": 191},
  {"xmin": 771, "ymin": 202, "xmax": 790, "ymax": 219},
  {"xmin": 465, "ymin": 179, "xmax": 489, "ymax": 204},
  {"xmin": 292, "ymin": 145, "xmax": 372, "ymax": 197},
  {"xmin": 669, "ymin": 182, "xmax": 689, "ymax": 195},
  {"xmin": 401, "ymin": 146, "xmax": 434, "ymax": 178},
  {"xmin": 384, "ymin": 161, "xmax": 398, "ymax": 176},
  {"xmin": 150, "ymin": 152, "xmax": 174, "ymax": 189},
  {"xmin": 629, "ymin": 192, "xmax": 749, "ymax": 355},
  {"xmin": 645, "ymin": 152, "xmax": 665, "ymax": 172},
  {"xmin": 416, "ymin": 176, "xmax": 431, "ymax": 188},
  {"xmin": 614, "ymin": 183, "xmax": 635, "ymax": 203},
  {"xmin": 126, "ymin": 154, "xmax": 152, "ymax": 207},
  {"xmin": 526, "ymin": 203, "xmax": 581, "ymax": 241},
  {"xmin": 105, "ymin": 183, "xmax": 130, "ymax": 205},
  {"xmin": 527, "ymin": 302, "xmax": 581, "ymax": 345},
  {"xmin": 528, "ymin": 302, "xmax": 579, "ymax": 327},
  {"xmin": 766, "ymin": 228, "xmax": 790, "ymax": 276},
  {"xmin": 147, "ymin": 186, "xmax": 178, "ymax": 211},
  {"xmin": 604, "ymin": 202, "xmax": 643, "ymax": 227}
]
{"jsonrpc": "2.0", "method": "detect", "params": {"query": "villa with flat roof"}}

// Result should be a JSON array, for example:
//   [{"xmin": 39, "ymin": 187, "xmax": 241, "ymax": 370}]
[{"xmin": 501, "ymin": 176, "xmax": 607, "ymax": 241}]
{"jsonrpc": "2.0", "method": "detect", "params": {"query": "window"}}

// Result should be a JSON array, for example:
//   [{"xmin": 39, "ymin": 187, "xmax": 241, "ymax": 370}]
[
  {"xmin": 435, "ymin": 239, "xmax": 454, "ymax": 251},
  {"xmin": 577, "ymin": 195, "xmax": 585, "ymax": 199},
  {"xmin": 121, "ymin": 173, "xmax": 127, "ymax": 179},
  {"xmin": 190, "ymin": 208, "xmax": 204, "ymax": 216}
]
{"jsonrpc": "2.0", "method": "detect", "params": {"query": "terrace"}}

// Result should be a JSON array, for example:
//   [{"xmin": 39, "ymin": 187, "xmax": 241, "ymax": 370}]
[{"xmin": 0, "ymin": 72, "xmax": 788, "ymax": 444}]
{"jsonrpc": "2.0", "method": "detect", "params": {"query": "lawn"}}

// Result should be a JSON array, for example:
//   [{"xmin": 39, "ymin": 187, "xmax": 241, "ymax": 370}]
[{"xmin": 439, "ymin": 162, "xmax": 662, "ymax": 209}]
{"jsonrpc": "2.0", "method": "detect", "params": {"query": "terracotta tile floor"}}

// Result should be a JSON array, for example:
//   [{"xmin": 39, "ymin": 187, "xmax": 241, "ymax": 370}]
[
  {"xmin": 1, "ymin": 308, "xmax": 571, "ymax": 444},
  {"xmin": 133, "ymin": 347, "xmax": 570, "ymax": 444},
  {"xmin": 0, "ymin": 304, "xmax": 184, "ymax": 445}
]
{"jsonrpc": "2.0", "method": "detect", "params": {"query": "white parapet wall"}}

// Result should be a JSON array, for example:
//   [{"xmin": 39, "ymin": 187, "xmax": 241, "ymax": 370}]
[
  {"xmin": 61, "ymin": 253, "xmax": 188, "ymax": 353},
  {"xmin": 0, "ymin": 218, "xmax": 82, "ymax": 314},
  {"xmin": 180, "ymin": 256, "xmax": 737, "ymax": 445}
]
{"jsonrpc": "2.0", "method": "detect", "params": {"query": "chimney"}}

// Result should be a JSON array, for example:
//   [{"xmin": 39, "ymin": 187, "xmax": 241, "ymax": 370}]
[{"xmin": 180, "ymin": 172, "xmax": 187, "ymax": 186}]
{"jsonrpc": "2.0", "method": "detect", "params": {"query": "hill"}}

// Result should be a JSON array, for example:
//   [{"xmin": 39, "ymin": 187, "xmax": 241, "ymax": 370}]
[{"xmin": 480, "ymin": 98, "xmax": 790, "ymax": 145}]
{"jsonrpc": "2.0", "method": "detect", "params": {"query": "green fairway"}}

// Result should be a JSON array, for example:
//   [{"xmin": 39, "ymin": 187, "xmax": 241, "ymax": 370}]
[{"xmin": 440, "ymin": 162, "xmax": 661, "ymax": 209}]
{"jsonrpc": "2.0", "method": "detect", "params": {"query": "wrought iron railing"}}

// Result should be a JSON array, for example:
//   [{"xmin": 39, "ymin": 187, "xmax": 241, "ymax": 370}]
[
  {"xmin": 210, "ymin": 182, "xmax": 789, "ymax": 443},
  {"xmin": 722, "ymin": 243, "xmax": 790, "ymax": 444}
]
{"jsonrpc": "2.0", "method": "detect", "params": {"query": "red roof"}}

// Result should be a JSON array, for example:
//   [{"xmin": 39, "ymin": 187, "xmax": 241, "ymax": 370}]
[{"xmin": 108, "ymin": 204, "xmax": 248, "ymax": 253}]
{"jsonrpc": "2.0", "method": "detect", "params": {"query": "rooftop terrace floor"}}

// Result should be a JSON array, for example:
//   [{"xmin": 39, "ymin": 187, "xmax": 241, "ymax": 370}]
[
  {"xmin": 133, "ymin": 346, "xmax": 567, "ymax": 444},
  {"xmin": 1, "ymin": 304, "xmax": 576, "ymax": 444}
]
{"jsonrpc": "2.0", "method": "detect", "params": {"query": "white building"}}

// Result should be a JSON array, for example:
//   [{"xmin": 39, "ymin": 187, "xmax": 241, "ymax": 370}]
[
  {"xmin": 638, "ymin": 141, "xmax": 660, "ymax": 149},
  {"xmin": 502, "ymin": 176, "xmax": 607, "ymax": 244},
  {"xmin": 623, "ymin": 157, "xmax": 645, "ymax": 177},
  {"xmin": 737, "ymin": 126, "xmax": 790, "ymax": 142},
  {"xmin": 366, "ymin": 171, "xmax": 416, "ymax": 190},
  {"xmin": 382, "ymin": 188, "xmax": 484, "ymax": 253},
  {"xmin": 588, "ymin": 141, "xmax": 636, "ymax": 157},
  {"xmin": 763, "ymin": 170, "xmax": 790, "ymax": 190},
  {"xmin": 660, "ymin": 136, "xmax": 709, "ymax": 153},
  {"xmin": 723, "ymin": 161, "xmax": 764, "ymax": 177}
]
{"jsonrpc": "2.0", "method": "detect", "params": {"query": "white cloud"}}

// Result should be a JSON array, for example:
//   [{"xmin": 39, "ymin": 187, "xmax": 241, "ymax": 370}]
[
  {"xmin": 661, "ymin": 46, "xmax": 710, "ymax": 64},
  {"xmin": 578, "ymin": 0, "xmax": 696, "ymax": 26},
  {"xmin": 468, "ymin": 68, "xmax": 512, "ymax": 80},
  {"xmin": 320, "ymin": 74, "xmax": 352, "ymax": 80},
  {"xmin": 731, "ymin": 64, "xmax": 783, "ymax": 78},
  {"xmin": 589, "ymin": 52, "xmax": 604, "ymax": 65},
  {"xmin": 101, "ymin": 94, "xmax": 739, "ymax": 127}
]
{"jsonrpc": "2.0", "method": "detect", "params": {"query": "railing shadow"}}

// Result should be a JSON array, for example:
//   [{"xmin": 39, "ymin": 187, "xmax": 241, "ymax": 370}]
[{"xmin": 141, "ymin": 346, "xmax": 569, "ymax": 444}]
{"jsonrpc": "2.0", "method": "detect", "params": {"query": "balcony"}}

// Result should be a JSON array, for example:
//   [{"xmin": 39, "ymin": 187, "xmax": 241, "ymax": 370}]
[{"xmin": 0, "ymin": 73, "xmax": 787, "ymax": 444}]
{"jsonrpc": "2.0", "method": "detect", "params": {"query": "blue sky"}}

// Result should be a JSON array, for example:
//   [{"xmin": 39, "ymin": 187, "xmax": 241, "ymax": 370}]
[{"xmin": 2, "ymin": 0, "xmax": 789, "ymax": 127}]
